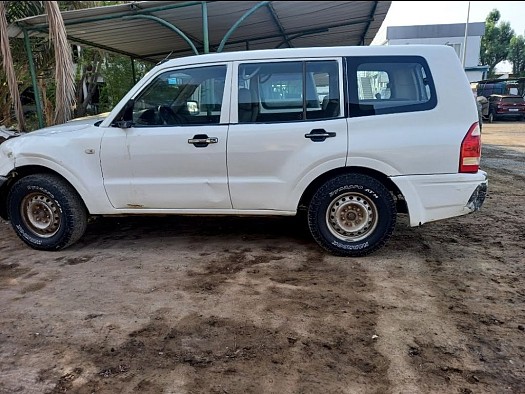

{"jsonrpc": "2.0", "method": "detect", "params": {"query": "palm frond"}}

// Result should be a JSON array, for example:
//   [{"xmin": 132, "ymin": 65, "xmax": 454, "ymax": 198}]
[
  {"xmin": 0, "ymin": 1, "xmax": 26, "ymax": 131},
  {"xmin": 44, "ymin": 1, "xmax": 75, "ymax": 124},
  {"xmin": 5, "ymin": 1, "xmax": 44, "ymax": 23}
]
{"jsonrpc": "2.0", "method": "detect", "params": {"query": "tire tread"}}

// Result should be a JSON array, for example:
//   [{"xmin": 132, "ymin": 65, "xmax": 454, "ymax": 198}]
[{"xmin": 307, "ymin": 174, "xmax": 396, "ymax": 257}]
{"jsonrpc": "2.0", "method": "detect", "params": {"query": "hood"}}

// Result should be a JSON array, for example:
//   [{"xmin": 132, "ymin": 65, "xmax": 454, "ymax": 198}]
[
  {"xmin": 7, "ymin": 112, "xmax": 109, "ymax": 141},
  {"xmin": 0, "ymin": 113, "xmax": 109, "ymax": 155},
  {"xmin": 19, "ymin": 113, "xmax": 110, "ymax": 138}
]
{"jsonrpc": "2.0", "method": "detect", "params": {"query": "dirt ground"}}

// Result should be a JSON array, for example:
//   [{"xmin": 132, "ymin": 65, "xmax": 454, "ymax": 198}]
[{"xmin": 0, "ymin": 121, "xmax": 524, "ymax": 394}]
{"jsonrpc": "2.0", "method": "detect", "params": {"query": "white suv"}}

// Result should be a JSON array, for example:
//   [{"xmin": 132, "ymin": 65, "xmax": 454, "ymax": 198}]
[{"xmin": 0, "ymin": 45, "xmax": 487, "ymax": 256}]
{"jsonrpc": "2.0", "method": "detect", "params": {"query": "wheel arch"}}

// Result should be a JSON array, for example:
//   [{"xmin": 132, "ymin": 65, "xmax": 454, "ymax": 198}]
[
  {"xmin": 298, "ymin": 166, "xmax": 408, "ymax": 213},
  {"xmin": 0, "ymin": 165, "xmax": 89, "ymax": 220}
]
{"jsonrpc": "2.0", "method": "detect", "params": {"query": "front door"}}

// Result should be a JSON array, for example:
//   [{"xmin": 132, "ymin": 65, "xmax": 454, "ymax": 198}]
[{"xmin": 101, "ymin": 64, "xmax": 232, "ymax": 210}]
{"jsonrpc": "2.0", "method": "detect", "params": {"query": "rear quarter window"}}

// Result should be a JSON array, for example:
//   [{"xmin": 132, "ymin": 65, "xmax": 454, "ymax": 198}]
[{"xmin": 345, "ymin": 56, "xmax": 437, "ymax": 117}]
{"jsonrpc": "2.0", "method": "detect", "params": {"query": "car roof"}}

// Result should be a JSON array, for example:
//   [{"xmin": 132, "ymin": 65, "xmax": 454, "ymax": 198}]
[{"xmin": 154, "ymin": 44, "xmax": 456, "ymax": 70}]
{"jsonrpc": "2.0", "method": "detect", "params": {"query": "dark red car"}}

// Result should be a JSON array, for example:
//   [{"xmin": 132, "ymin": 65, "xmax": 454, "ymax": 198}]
[{"xmin": 487, "ymin": 94, "xmax": 525, "ymax": 122}]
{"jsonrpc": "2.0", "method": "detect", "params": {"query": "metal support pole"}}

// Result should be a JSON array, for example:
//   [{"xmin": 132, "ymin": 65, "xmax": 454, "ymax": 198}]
[
  {"xmin": 462, "ymin": 1, "xmax": 471, "ymax": 68},
  {"xmin": 202, "ymin": 1, "xmax": 209, "ymax": 54},
  {"xmin": 23, "ymin": 29, "xmax": 44, "ymax": 129},
  {"xmin": 122, "ymin": 15, "xmax": 199, "ymax": 55},
  {"xmin": 217, "ymin": 1, "xmax": 269, "ymax": 53},
  {"xmin": 130, "ymin": 57, "xmax": 137, "ymax": 84}
]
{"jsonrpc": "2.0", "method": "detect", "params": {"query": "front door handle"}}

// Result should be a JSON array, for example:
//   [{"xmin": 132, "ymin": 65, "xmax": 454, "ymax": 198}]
[
  {"xmin": 304, "ymin": 129, "xmax": 336, "ymax": 142},
  {"xmin": 188, "ymin": 134, "xmax": 218, "ymax": 147}
]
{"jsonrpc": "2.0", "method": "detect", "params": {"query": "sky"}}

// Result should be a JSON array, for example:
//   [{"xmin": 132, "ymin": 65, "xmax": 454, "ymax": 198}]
[{"xmin": 371, "ymin": 1, "xmax": 525, "ymax": 72}]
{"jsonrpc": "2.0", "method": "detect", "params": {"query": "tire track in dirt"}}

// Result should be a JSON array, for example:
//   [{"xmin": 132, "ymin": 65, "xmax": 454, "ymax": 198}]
[{"xmin": 21, "ymin": 246, "xmax": 393, "ymax": 394}]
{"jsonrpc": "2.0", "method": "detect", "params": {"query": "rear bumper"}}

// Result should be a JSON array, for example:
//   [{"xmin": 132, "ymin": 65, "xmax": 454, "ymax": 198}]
[
  {"xmin": 391, "ymin": 171, "xmax": 488, "ymax": 226},
  {"xmin": 495, "ymin": 112, "xmax": 524, "ymax": 119},
  {"xmin": 466, "ymin": 183, "xmax": 487, "ymax": 211}
]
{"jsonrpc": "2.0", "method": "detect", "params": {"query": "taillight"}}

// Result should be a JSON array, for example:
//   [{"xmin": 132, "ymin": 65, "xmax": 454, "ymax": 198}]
[{"xmin": 459, "ymin": 122, "xmax": 481, "ymax": 173}]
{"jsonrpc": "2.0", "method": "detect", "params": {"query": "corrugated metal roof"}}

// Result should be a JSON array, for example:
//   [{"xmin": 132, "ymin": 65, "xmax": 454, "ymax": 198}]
[{"xmin": 8, "ymin": 1, "xmax": 391, "ymax": 62}]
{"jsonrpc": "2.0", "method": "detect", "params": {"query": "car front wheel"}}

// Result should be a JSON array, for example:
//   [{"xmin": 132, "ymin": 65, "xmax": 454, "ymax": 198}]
[
  {"xmin": 307, "ymin": 174, "xmax": 396, "ymax": 257},
  {"xmin": 7, "ymin": 174, "xmax": 87, "ymax": 251}
]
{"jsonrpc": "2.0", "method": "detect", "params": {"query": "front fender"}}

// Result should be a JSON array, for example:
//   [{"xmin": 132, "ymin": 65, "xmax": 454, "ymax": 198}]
[{"xmin": 12, "ymin": 156, "xmax": 112, "ymax": 214}]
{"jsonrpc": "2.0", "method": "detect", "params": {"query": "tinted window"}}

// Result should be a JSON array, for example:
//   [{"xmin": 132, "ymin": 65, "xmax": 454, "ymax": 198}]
[
  {"xmin": 133, "ymin": 65, "xmax": 226, "ymax": 126},
  {"xmin": 237, "ymin": 60, "xmax": 340, "ymax": 123},
  {"xmin": 346, "ymin": 56, "xmax": 437, "ymax": 117},
  {"xmin": 502, "ymin": 97, "xmax": 524, "ymax": 104}
]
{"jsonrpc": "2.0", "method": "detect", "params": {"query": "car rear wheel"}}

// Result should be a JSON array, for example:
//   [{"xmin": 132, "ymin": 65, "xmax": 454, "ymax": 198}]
[
  {"xmin": 307, "ymin": 174, "xmax": 396, "ymax": 257},
  {"xmin": 7, "ymin": 174, "xmax": 87, "ymax": 251}
]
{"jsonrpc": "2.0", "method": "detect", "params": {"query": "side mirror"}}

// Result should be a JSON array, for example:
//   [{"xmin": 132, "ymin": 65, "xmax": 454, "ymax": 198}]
[
  {"xmin": 187, "ymin": 100, "xmax": 199, "ymax": 115},
  {"xmin": 115, "ymin": 120, "xmax": 133, "ymax": 129}
]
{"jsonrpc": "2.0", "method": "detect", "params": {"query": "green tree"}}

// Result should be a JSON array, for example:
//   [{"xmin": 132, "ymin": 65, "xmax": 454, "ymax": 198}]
[
  {"xmin": 99, "ymin": 54, "xmax": 152, "ymax": 112},
  {"xmin": 509, "ymin": 35, "xmax": 525, "ymax": 76},
  {"xmin": 480, "ymin": 9, "xmax": 514, "ymax": 77},
  {"xmin": 1, "ymin": 1, "xmax": 133, "ymax": 130}
]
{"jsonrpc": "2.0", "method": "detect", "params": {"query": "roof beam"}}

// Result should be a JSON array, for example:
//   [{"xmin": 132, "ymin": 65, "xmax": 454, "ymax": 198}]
[
  {"xmin": 66, "ymin": 34, "xmax": 158, "ymax": 63},
  {"xmin": 359, "ymin": 1, "xmax": 378, "ymax": 45},
  {"xmin": 217, "ymin": 1, "xmax": 269, "ymax": 52},
  {"xmin": 122, "ymin": 15, "xmax": 199, "ymax": 55},
  {"xmin": 266, "ymin": 2, "xmax": 292, "ymax": 48},
  {"xmin": 142, "ymin": 16, "xmax": 374, "ymax": 59},
  {"xmin": 218, "ymin": 16, "xmax": 373, "ymax": 48},
  {"xmin": 16, "ymin": 1, "xmax": 205, "ymax": 30},
  {"xmin": 275, "ymin": 28, "xmax": 328, "ymax": 49}
]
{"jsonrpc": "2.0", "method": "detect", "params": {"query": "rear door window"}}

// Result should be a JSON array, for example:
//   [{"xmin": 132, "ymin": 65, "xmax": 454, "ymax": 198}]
[{"xmin": 237, "ymin": 60, "xmax": 340, "ymax": 123}]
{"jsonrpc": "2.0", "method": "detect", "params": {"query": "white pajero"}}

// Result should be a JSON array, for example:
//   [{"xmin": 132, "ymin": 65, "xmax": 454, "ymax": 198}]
[{"xmin": 0, "ymin": 45, "xmax": 487, "ymax": 256}]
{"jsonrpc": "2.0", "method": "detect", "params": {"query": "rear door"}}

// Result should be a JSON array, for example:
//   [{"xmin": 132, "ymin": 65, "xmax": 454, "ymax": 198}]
[{"xmin": 227, "ymin": 58, "xmax": 347, "ymax": 211}]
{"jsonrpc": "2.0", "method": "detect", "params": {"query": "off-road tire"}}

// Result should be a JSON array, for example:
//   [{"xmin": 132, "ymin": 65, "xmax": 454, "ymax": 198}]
[
  {"xmin": 7, "ymin": 174, "xmax": 87, "ymax": 251},
  {"xmin": 307, "ymin": 174, "xmax": 396, "ymax": 257}
]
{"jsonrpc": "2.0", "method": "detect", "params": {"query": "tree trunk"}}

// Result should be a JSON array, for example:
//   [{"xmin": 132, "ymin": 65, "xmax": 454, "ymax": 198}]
[
  {"xmin": 0, "ymin": 1, "xmax": 26, "ymax": 131},
  {"xmin": 44, "ymin": 1, "xmax": 75, "ymax": 125}
]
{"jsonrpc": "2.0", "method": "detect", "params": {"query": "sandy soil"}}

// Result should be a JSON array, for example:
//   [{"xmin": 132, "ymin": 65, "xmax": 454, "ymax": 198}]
[{"xmin": 0, "ymin": 121, "xmax": 524, "ymax": 394}]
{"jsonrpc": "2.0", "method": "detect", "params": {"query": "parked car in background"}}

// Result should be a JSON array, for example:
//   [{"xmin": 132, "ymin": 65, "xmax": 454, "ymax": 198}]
[{"xmin": 487, "ymin": 94, "xmax": 525, "ymax": 123}]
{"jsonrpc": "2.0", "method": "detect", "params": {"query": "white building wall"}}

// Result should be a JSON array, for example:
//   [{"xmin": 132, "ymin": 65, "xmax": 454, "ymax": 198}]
[
  {"xmin": 465, "ymin": 70, "xmax": 485, "ymax": 83},
  {"xmin": 387, "ymin": 36, "xmax": 481, "ymax": 67}
]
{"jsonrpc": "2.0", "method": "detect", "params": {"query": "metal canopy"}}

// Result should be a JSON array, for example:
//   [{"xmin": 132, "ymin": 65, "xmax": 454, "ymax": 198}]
[
  {"xmin": 8, "ymin": 1, "xmax": 390, "ymax": 129},
  {"xmin": 8, "ymin": 1, "xmax": 391, "ymax": 62}
]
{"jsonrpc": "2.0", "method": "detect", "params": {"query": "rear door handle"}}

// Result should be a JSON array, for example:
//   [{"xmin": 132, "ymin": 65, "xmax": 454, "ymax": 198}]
[
  {"xmin": 188, "ymin": 134, "xmax": 218, "ymax": 147},
  {"xmin": 305, "ymin": 129, "xmax": 336, "ymax": 142}
]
